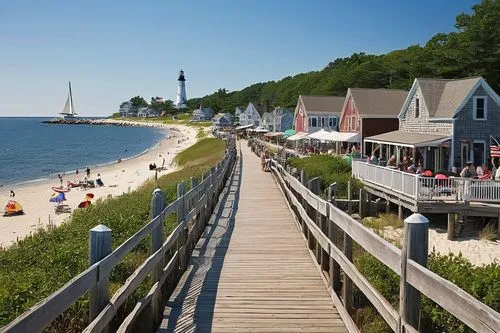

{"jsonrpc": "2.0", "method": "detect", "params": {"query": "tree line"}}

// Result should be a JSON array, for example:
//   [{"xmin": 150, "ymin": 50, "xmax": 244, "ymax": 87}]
[{"xmin": 188, "ymin": 0, "xmax": 499, "ymax": 114}]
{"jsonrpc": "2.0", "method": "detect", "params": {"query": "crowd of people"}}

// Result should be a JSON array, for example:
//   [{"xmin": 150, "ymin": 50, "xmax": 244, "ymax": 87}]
[{"xmin": 369, "ymin": 150, "xmax": 499, "ymax": 180}]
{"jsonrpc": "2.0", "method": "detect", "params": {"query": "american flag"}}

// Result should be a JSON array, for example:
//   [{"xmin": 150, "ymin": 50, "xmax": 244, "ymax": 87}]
[{"xmin": 491, "ymin": 136, "xmax": 500, "ymax": 158}]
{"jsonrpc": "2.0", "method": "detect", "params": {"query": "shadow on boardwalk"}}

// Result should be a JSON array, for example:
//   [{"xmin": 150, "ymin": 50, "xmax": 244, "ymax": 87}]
[{"xmin": 158, "ymin": 153, "xmax": 243, "ymax": 333}]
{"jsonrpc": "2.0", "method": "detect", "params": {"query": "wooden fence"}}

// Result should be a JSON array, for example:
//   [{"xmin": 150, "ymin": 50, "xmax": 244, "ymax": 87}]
[
  {"xmin": 269, "ymin": 158, "xmax": 500, "ymax": 333},
  {"xmin": 2, "ymin": 140, "xmax": 237, "ymax": 333}
]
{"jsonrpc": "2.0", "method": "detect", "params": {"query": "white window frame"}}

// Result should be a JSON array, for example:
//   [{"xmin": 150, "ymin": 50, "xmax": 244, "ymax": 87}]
[
  {"xmin": 350, "ymin": 115, "xmax": 356, "ymax": 131},
  {"xmin": 415, "ymin": 98, "xmax": 420, "ymax": 118},
  {"xmin": 473, "ymin": 96, "xmax": 487, "ymax": 120},
  {"xmin": 311, "ymin": 117, "xmax": 317, "ymax": 127},
  {"xmin": 473, "ymin": 140, "xmax": 486, "ymax": 166}
]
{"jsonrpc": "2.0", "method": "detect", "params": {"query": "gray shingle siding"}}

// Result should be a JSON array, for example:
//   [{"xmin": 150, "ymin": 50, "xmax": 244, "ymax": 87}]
[{"xmin": 452, "ymin": 86, "xmax": 500, "ymax": 168}]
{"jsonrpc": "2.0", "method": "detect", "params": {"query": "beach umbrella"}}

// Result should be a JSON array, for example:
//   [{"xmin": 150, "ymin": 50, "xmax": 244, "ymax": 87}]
[
  {"xmin": 49, "ymin": 192, "xmax": 66, "ymax": 203},
  {"xmin": 3, "ymin": 200, "xmax": 24, "ymax": 216},
  {"xmin": 282, "ymin": 129, "xmax": 296, "ymax": 138},
  {"xmin": 85, "ymin": 193, "xmax": 95, "ymax": 201}
]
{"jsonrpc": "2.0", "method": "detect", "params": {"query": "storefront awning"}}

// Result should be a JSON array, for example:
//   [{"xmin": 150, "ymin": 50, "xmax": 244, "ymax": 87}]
[
  {"xmin": 235, "ymin": 124, "xmax": 253, "ymax": 130},
  {"xmin": 286, "ymin": 131, "xmax": 310, "ymax": 141},
  {"xmin": 364, "ymin": 130, "xmax": 451, "ymax": 148},
  {"xmin": 307, "ymin": 129, "xmax": 330, "ymax": 140},
  {"xmin": 264, "ymin": 131, "xmax": 283, "ymax": 138},
  {"xmin": 321, "ymin": 131, "xmax": 361, "ymax": 143}
]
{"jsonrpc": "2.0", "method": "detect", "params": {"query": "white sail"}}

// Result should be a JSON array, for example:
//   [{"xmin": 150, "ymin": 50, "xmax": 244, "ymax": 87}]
[{"xmin": 60, "ymin": 81, "xmax": 77, "ymax": 118}]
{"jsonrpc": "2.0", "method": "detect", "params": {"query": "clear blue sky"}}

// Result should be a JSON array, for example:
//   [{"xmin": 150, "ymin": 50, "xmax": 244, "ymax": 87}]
[{"xmin": 0, "ymin": 0, "xmax": 478, "ymax": 116}]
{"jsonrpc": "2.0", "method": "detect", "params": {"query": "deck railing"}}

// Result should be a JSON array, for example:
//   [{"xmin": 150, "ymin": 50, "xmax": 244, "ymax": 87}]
[
  {"xmin": 352, "ymin": 161, "xmax": 500, "ymax": 202},
  {"xmin": 2, "ymin": 140, "xmax": 237, "ymax": 333},
  {"xmin": 269, "ymin": 158, "xmax": 500, "ymax": 333}
]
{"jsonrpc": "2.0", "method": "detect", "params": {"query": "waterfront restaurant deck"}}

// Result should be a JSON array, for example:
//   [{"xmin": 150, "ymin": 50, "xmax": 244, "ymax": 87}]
[{"xmin": 352, "ymin": 161, "xmax": 500, "ymax": 218}]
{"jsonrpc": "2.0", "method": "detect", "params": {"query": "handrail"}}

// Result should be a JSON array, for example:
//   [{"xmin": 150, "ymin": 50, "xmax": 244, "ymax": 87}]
[
  {"xmin": 269, "ymin": 158, "xmax": 500, "ymax": 333},
  {"xmin": 2, "ymin": 138, "xmax": 238, "ymax": 333},
  {"xmin": 353, "ymin": 160, "xmax": 500, "ymax": 203}
]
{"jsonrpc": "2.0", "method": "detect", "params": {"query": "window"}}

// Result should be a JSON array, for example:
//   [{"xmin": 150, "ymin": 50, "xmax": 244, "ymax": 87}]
[
  {"xmin": 473, "ymin": 97, "xmax": 487, "ymax": 120},
  {"xmin": 461, "ymin": 142, "xmax": 470, "ymax": 168},
  {"xmin": 329, "ymin": 117, "xmax": 336, "ymax": 128},
  {"xmin": 311, "ymin": 117, "xmax": 317, "ymax": 127},
  {"xmin": 350, "ymin": 116, "xmax": 356, "ymax": 131},
  {"xmin": 415, "ymin": 98, "xmax": 420, "ymax": 118},
  {"xmin": 321, "ymin": 117, "xmax": 326, "ymax": 127}
]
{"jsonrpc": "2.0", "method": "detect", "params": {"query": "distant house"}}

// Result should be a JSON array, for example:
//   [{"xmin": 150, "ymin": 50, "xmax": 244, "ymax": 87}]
[
  {"xmin": 239, "ymin": 102, "xmax": 267, "ymax": 127},
  {"xmin": 261, "ymin": 107, "xmax": 294, "ymax": 132},
  {"xmin": 192, "ymin": 107, "xmax": 214, "ymax": 121},
  {"xmin": 137, "ymin": 107, "xmax": 159, "ymax": 118},
  {"xmin": 364, "ymin": 77, "xmax": 500, "ymax": 171},
  {"xmin": 119, "ymin": 101, "xmax": 139, "ymax": 117},
  {"xmin": 294, "ymin": 95, "xmax": 344, "ymax": 133},
  {"xmin": 339, "ymin": 88, "xmax": 408, "ymax": 155},
  {"xmin": 234, "ymin": 107, "xmax": 243, "ymax": 125},
  {"xmin": 213, "ymin": 113, "xmax": 233, "ymax": 129}
]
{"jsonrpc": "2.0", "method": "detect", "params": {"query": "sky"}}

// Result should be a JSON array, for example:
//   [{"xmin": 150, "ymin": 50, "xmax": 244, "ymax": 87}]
[{"xmin": 0, "ymin": 0, "xmax": 479, "ymax": 117}]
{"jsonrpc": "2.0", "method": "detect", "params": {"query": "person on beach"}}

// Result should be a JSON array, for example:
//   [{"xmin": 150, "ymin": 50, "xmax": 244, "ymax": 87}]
[
  {"xmin": 10, "ymin": 190, "xmax": 15, "ymax": 197},
  {"xmin": 86, "ymin": 167, "xmax": 91, "ymax": 177},
  {"xmin": 57, "ymin": 174, "xmax": 63, "ymax": 186}
]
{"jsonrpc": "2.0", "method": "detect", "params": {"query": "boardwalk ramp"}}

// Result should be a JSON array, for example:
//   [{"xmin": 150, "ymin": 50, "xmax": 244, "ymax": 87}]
[{"xmin": 158, "ymin": 144, "xmax": 346, "ymax": 332}]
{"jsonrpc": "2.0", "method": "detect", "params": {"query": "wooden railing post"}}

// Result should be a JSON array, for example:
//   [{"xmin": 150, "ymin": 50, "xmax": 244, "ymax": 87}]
[
  {"xmin": 300, "ymin": 169, "xmax": 308, "ymax": 237},
  {"xmin": 177, "ymin": 183, "xmax": 187, "ymax": 271},
  {"xmin": 149, "ymin": 188, "xmax": 165, "ymax": 324},
  {"xmin": 89, "ymin": 224, "xmax": 112, "ymax": 324},
  {"xmin": 342, "ymin": 232, "xmax": 353, "ymax": 314},
  {"xmin": 328, "ymin": 184, "xmax": 341, "ymax": 293},
  {"xmin": 308, "ymin": 177, "xmax": 322, "ymax": 265},
  {"xmin": 400, "ymin": 213, "xmax": 429, "ymax": 331},
  {"xmin": 347, "ymin": 180, "xmax": 352, "ymax": 214}
]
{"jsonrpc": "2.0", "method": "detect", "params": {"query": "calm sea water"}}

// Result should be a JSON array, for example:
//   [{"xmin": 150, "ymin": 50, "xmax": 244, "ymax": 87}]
[{"xmin": 0, "ymin": 117, "xmax": 166, "ymax": 186}]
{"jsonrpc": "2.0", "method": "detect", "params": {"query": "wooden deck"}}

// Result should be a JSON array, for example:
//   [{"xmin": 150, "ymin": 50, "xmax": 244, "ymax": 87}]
[{"xmin": 157, "ymin": 143, "xmax": 347, "ymax": 333}]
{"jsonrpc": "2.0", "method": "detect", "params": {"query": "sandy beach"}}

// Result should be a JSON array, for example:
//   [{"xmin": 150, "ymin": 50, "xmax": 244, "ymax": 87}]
[
  {"xmin": 0, "ymin": 121, "xmax": 198, "ymax": 248},
  {"xmin": 381, "ymin": 225, "xmax": 500, "ymax": 266}
]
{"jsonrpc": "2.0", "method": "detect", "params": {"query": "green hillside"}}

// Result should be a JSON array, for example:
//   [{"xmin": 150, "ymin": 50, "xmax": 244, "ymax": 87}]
[{"xmin": 187, "ymin": 0, "xmax": 499, "ymax": 114}]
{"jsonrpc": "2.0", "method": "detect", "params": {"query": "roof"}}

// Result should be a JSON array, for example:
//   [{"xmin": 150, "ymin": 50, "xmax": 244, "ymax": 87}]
[
  {"xmin": 349, "ymin": 88, "xmax": 408, "ymax": 117},
  {"xmin": 299, "ymin": 95, "xmax": 345, "ymax": 114},
  {"xmin": 416, "ymin": 77, "xmax": 482, "ymax": 118},
  {"xmin": 364, "ymin": 130, "xmax": 450, "ymax": 148}
]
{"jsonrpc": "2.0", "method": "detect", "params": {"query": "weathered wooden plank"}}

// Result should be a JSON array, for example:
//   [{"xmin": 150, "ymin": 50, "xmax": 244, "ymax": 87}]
[
  {"xmin": 99, "ymin": 200, "xmax": 178, "ymax": 277},
  {"xmin": 2, "ymin": 264, "xmax": 98, "ymax": 332},
  {"xmin": 406, "ymin": 260, "xmax": 500, "ymax": 333},
  {"xmin": 84, "ymin": 222, "xmax": 186, "ymax": 333},
  {"xmin": 116, "ymin": 252, "xmax": 180, "ymax": 333},
  {"xmin": 329, "ymin": 204, "xmax": 401, "ymax": 275}
]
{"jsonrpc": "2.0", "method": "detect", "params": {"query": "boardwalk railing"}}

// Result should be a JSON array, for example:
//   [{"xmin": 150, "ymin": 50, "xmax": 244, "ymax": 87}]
[
  {"xmin": 3, "ymin": 140, "xmax": 237, "ymax": 333},
  {"xmin": 352, "ymin": 160, "xmax": 500, "ymax": 202},
  {"xmin": 269, "ymin": 158, "xmax": 500, "ymax": 333}
]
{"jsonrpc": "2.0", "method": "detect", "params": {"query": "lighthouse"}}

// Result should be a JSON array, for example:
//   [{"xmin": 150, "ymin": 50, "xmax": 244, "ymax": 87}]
[{"xmin": 175, "ymin": 69, "xmax": 187, "ymax": 109}]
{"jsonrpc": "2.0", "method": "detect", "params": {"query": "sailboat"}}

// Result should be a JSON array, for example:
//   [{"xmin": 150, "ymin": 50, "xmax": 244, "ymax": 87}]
[{"xmin": 59, "ymin": 81, "xmax": 77, "ymax": 118}]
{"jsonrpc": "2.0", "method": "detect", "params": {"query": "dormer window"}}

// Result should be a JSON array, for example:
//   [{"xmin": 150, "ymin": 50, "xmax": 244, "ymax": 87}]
[
  {"xmin": 473, "ymin": 96, "xmax": 487, "ymax": 120},
  {"xmin": 415, "ymin": 98, "xmax": 420, "ymax": 118}
]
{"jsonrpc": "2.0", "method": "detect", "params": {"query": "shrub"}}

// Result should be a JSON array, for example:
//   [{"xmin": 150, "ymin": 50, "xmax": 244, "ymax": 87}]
[
  {"xmin": 287, "ymin": 154, "xmax": 363, "ymax": 198},
  {"xmin": 479, "ymin": 222, "xmax": 498, "ymax": 241}
]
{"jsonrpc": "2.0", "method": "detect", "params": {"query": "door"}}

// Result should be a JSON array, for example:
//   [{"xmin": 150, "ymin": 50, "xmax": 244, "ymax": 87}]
[
  {"xmin": 461, "ymin": 142, "xmax": 470, "ymax": 168},
  {"xmin": 473, "ymin": 141, "xmax": 486, "ymax": 166}
]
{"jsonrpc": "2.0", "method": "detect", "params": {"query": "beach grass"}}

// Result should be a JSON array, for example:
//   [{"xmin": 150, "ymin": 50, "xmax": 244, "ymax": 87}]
[{"xmin": 0, "ymin": 138, "xmax": 226, "ymax": 331}]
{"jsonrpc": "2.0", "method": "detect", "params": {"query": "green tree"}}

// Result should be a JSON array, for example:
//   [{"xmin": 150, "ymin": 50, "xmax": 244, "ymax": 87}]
[{"xmin": 129, "ymin": 96, "xmax": 148, "ymax": 107}]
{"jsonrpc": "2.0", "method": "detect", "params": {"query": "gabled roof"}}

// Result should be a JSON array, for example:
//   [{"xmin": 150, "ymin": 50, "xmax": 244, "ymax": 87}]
[
  {"xmin": 348, "ymin": 88, "xmax": 408, "ymax": 117},
  {"xmin": 399, "ymin": 76, "xmax": 500, "ymax": 119},
  {"xmin": 418, "ymin": 77, "xmax": 480, "ymax": 118},
  {"xmin": 299, "ymin": 95, "xmax": 345, "ymax": 114}
]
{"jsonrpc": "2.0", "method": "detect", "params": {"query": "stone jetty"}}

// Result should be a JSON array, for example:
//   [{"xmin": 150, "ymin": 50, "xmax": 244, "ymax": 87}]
[{"xmin": 42, "ymin": 118, "xmax": 168, "ymax": 128}]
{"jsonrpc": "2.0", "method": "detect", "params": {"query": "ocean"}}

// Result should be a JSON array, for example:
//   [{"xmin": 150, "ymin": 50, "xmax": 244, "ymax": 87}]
[{"xmin": 0, "ymin": 117, "xmax": 166, "ymax": 186}]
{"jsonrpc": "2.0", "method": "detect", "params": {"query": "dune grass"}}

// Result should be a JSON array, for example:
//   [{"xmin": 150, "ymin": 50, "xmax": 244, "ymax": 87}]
[{"xmin": 0, "ymin": 138, "xmax": 226, "ymax": 331}]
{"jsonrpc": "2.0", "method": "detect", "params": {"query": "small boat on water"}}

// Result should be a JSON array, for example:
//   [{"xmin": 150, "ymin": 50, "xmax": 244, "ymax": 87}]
[{"xmin": 59, "ymin": 81, "xmax": 77, "ymax": 119}]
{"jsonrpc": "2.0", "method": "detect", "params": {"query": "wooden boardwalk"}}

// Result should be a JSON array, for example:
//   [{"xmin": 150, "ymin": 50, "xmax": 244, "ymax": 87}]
[{"xmin": 158, "ymin": 144, "xmax": 347, "ymax": 333}]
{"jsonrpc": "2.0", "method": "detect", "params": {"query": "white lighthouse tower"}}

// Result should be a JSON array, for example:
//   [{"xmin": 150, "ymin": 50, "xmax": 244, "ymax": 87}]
[{"xmin": 175, "ymin": 69, "xmax": 187, "ymax": 109}]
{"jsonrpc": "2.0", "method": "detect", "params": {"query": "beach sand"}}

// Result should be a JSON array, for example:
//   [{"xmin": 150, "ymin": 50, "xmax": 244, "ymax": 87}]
[
  {"xmin": 0, "ymin": 121, "xmax": 198, "ymax": 248},
  {"xmin": 382, "ymin": 225, "xmax": 500, "ymax": 266}
]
